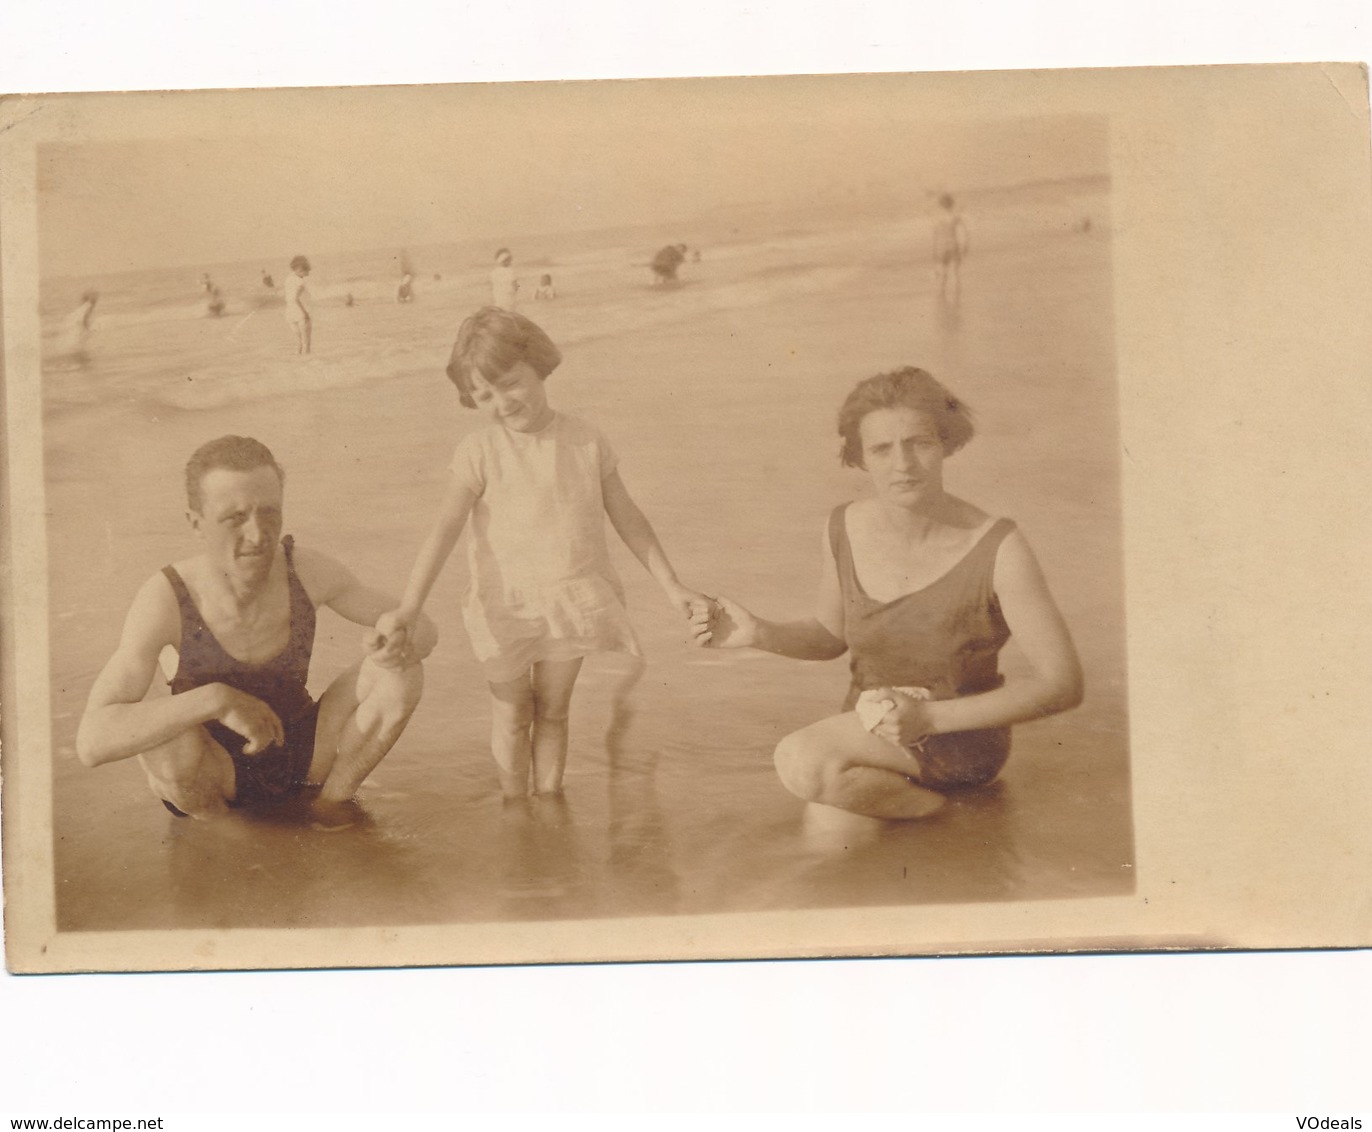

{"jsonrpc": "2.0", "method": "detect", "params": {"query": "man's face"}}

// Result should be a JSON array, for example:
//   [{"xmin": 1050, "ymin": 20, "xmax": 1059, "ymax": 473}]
[{"xmin": 189, "ymin": 465, "xmax": 285, "ymax": 586}]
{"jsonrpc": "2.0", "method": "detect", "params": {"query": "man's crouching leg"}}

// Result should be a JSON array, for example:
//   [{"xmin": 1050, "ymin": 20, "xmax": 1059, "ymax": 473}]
[
  {"xmin": 311, "ymin": 656, "xmax": 424, "ymax": 810},
  {"xmin": 138, "ymin": 726, "xmax": 237, "ymax": 819}
]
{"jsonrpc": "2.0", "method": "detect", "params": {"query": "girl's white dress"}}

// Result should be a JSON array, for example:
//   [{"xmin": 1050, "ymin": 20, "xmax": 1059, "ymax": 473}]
[{"xmin": 450, "ymin": 412, "xmax": 642, "ymax": 683}]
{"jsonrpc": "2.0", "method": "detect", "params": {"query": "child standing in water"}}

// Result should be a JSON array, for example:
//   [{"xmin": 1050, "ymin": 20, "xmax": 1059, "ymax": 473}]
[
  {"xmin": 377, "ymin": 307, "xmax": 707, "ymax": 797},
  {"xmin": 284, "ymin": 255, "xmax": 312, "ymax": 354},
  {"xmin": 932, "ymin": 194, "xmax": 971, "ymax": 306}
]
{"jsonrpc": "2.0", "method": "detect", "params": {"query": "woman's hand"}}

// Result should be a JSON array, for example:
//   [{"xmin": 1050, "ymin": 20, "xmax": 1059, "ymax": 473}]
[
  {"xmin": 870, "ymin": 687, "xmax": 936, "ymax": 749},
  {"xmin": 690, "ymin": 594, "xmax": 760, "ymax": 649}
]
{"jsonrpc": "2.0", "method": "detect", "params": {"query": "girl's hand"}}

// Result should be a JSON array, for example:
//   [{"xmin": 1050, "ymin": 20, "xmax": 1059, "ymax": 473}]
[
  {"xmin": 691, "ymin": 594, "xmax": 759, "ymax": 650},
  {"xmin": 870, "ymin": 688, "xmax": 936, "ymax": 749},
  {"xmin": 665, "ymin": 585, "xmax": 711, "ymax": 620},
  {"xmin": 365, "ymin": 610, "xmax": 414, "ymax": 669}
]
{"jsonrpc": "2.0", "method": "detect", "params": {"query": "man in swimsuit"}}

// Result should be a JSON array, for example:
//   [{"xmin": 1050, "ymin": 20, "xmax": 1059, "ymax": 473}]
[{"xmin": 76, "ymin": 435, "xmax": 437, "ymax": 826}]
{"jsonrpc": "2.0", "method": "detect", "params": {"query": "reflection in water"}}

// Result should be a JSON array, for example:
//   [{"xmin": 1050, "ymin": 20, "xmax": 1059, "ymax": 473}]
[
  {"xmin": 161, "ymin": 793, "xmax": 424, "ymax": 930},
  {"xmin": 54, "ymin": 661, "xmax": 1126, "ymax": 933},
  {"xmin": 759, "ymin": 782, "xmax": 1024, "ymax": 911},
  {"xmin": 603, "ymin": 660, "xmax": 682, "ymax": 916},
  {"xmin": 799, "ymin": 802, "xmax": 885, "ymax": 854},
  {"xmin": 495, "ymin": 794, "xmax": 599, "ymax": 921}
]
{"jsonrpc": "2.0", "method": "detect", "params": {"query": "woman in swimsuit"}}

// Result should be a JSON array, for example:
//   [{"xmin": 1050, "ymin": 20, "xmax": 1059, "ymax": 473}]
[{"xmin": 692, "ymin": 367, "xmax": 1083, "ymax": 819}]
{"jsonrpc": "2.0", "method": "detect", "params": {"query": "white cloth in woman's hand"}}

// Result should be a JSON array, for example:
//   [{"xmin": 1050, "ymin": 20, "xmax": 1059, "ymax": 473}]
[{"xmin": 855, "ymin": 685, "xmax": 931, "ymax": 732}]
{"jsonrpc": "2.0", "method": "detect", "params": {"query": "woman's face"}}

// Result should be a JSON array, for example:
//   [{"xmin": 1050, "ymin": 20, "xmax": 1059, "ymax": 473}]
[{"xmin": 857, "ymin": 406, "xmax": 946, "ymax": 507}]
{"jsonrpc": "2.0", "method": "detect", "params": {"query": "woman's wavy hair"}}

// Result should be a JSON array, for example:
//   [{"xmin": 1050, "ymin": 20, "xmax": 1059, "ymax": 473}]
[{"xmin": 837, "ymin": 367, "xmax": 974, "ymax": 468}]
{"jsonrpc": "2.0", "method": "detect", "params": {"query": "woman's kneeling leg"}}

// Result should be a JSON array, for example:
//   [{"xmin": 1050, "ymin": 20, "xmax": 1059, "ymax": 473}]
[{"xmin": 773, "ymin": 713, "xmax": 944, "ymax": 820}]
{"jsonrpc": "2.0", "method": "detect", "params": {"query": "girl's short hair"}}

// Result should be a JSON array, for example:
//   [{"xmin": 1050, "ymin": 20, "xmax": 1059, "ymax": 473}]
[
  {"xmin": 837, "ymin": 367, "xmax": 974, "ymax": 468},
  {"xmin": 445, "ymin": 307, "xmax": 563, "ymax": 409},
  {"xmin": 289, "ymin": 255, "xmax": 310, "ymax": 271}
]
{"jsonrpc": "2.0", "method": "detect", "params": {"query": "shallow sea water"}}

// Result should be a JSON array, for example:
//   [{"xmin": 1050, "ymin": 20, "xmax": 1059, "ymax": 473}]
[{"xmin": 42, "ymin": 196, "xmax": 1133, "ymax": 941}]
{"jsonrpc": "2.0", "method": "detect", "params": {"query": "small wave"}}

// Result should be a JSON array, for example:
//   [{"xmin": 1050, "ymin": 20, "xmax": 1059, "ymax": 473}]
[{"xmin": 151, "ymin": 354, "xmax": 390, "ymax": 410}]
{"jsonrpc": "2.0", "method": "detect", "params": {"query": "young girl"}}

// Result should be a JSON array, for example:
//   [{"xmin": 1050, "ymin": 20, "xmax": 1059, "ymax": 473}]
[{"xmin": 378, "ymin": 307, "xmax": 707, "ymax": 797}]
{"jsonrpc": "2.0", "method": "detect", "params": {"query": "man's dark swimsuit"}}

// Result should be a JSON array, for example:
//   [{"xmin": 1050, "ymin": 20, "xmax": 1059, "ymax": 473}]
[{"xmin": 161, "ymin": 536, "xmax": 318, "ymax": 812}]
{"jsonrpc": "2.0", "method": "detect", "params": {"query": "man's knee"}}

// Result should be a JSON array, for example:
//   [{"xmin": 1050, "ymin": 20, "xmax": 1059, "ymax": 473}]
[
  {"xmin": 361, "ymin": 659, "xmax": 424, "ymax": 725},
  {"xmin": 139, "ymin": 730, "xmax": 232, "ymax": 816}
]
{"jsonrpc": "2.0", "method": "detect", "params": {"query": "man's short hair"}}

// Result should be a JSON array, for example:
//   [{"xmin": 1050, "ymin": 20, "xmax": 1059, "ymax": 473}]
[{"xmin": 185, "ymin": 436, "xmax": 285, "ymax": 512}]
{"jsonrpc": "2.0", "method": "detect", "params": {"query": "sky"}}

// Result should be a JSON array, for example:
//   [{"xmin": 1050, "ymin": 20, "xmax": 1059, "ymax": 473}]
[{"xmin": 36, "ymin": 81, "xmax": 1107, "ymax": 276}]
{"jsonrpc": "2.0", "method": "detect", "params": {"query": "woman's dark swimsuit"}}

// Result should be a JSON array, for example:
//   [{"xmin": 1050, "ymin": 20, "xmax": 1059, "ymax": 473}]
[
  {"xmin": 161, "ymin": 536, "xmax": 318, "ymax": 812},
  {"xmin": 830, "ymin": 504, "xmax": 1015, "ymax": 790}
]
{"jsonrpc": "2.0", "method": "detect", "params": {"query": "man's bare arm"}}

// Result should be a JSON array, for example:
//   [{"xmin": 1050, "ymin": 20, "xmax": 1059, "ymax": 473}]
[
  {"xmin": 75, "ymin": 574, "xmax": 246, "ymax": 766},
  {"xmin": 292, "ymin": 545, "xmax": 438, "ymax": 659}
]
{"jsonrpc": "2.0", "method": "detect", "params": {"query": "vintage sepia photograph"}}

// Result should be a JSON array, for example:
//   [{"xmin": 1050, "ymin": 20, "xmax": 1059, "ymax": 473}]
[{"xmin": 3, "ymin": 64, "xmax": 1370, "ymax": 974}]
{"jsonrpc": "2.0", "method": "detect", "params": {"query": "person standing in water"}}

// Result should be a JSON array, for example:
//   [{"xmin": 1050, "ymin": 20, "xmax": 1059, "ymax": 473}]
[
  {"xmin": 284, "ymin": 255, "xmax": 312, "ymax": 354},
  {"xmin": 932, "ymin": 194, "xmax": 971, "ymax": 306},
  {"xmin": 65, "ymin": 290, "xmax": 99, "ymax": 367},
  {"xmin": 489, "ymin": 248, "xmax": 519, "ymax": 310},
  {"xmin": 377, "ymin": 307, "xmax": 709, "ymax": 799}
]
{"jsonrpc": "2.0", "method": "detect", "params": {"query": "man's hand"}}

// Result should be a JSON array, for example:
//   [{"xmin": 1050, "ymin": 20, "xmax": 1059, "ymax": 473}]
[{"xmin": 215, "ymin": 685, "xmax": 285, "ymax": 755}]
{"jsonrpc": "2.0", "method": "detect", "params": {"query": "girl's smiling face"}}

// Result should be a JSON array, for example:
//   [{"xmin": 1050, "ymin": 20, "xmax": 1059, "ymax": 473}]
[{"xmin": 469, "ymin": 361, "xmax": 553, "ymax": 433}]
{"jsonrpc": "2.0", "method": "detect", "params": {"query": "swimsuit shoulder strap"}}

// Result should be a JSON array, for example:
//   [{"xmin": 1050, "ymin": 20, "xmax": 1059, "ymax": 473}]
[
  {"xmin": 950, "ymin": 517, "xmax": 1018, "ymax": 605},
  {"xmin": 280, "ymin": 535, "xmax": 311, "ymax": 605},
  {"xmin": 826, "ymin": 503, "xmax": 855, "ymax": 561},
  {"xmin": 160, "ymin": 564, "xmax": 197, "ymax": 623},
  {"xmin": 826, "ymin": 502, "xmax": 864, "ymax": 601},
  {"xmin": 278, "ymin": 535, "xmax": 317, "ymax": 665},
  {"xmin": 970, "ymin": 518, "xmax": 1017, "ymax": 572}
]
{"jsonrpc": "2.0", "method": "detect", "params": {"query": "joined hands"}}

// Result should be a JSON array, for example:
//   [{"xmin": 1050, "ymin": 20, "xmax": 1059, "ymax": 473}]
[
  {"xmin": 366, "ymin": 609, "xmax": 432, "ymax": 670},
  {"xmin": 686, "ymin": 594, "xmax": 758, "ymax": 649}
]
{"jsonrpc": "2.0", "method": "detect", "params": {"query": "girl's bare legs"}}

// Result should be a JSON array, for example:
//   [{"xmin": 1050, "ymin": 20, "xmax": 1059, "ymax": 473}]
[
  {"xmin": 773, "ymin": 712, "xmax": 945, "ymax": 820},
  {"xmin": 530, "ymin": 657, "xmax": 584, "ymax": 795},
  {"xmin": 488, "ymin": 674, "xmax": 536, "ymax": 798}
]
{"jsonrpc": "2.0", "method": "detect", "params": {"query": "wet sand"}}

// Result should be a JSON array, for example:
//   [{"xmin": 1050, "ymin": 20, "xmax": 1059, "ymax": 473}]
[{"xmin": 43, "ymin": 206, "xmax": 1132, "ymax": 937}]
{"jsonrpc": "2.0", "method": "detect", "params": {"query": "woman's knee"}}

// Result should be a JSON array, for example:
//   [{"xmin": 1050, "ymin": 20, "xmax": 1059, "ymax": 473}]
[{"xmin": 773, "ymin": 731, "xmax": 830, "ymax": 803}]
